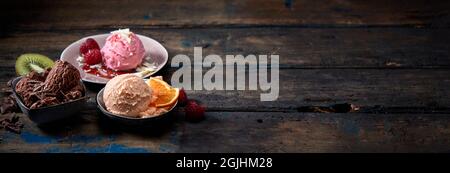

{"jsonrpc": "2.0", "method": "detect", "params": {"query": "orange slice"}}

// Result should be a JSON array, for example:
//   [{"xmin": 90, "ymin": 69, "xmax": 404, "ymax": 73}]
[{"xmin": 147, "ymin": 77, "xmax": 179, "ymax": 108}]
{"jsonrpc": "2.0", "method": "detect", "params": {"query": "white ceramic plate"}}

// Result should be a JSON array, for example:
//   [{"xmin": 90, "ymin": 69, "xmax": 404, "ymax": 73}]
[{"xmin": 61, "ymin": 34, "xmax": 168, "ymax": 84}]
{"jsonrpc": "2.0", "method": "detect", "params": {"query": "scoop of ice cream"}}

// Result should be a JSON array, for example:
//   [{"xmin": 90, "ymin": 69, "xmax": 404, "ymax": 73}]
[
  {"xmin": 43, "ymin": 60, "xmax": 81, "ymax": 93},
  {"xmin": 103, "ymin": 74, "xmax": 152, "ymax": 117},
  {"xmin": 101, "ymin": 29, "xmax": 146, "ymax": 71}
]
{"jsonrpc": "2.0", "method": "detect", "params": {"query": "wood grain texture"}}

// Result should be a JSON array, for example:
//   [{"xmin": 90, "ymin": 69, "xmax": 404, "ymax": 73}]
[
  {"xmin": 1, "ymin": 0, "xmax": 450, "ymax": 31},
  {"xmin": 1, "ymin": 28, "xmax": 449, "ymax": 68},
  {"xmin": 2, "ymin": 68, "xmax": 449, "ymax": 111},
  {"xmin": 2, "ymin": 112, "xmax": 450, "ymax": 153}
]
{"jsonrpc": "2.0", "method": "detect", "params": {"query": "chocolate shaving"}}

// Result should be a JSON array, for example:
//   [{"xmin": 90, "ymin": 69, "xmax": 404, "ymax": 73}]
[
  {"xmin": 1, "ymin": 94, "xmax": 19, "ymax": 114},
  {"xmin": 0, "ymin": 114, "xmax": 24, "ymax": 134},
  {"xmin": 32, "ymin": 83, "xmax": 44, "ymax": 92}
]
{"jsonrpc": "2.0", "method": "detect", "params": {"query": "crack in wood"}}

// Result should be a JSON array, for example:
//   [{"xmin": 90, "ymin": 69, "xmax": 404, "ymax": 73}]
[{"xmin": 297, "ymin": 103, "xmax": 358, "ymax": 113}]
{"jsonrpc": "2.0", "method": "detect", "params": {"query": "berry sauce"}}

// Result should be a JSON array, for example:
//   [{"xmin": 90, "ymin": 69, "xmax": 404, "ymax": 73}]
[{"xmin": 82, "ymin": 64, "xmax": 134, "ymax": 79}]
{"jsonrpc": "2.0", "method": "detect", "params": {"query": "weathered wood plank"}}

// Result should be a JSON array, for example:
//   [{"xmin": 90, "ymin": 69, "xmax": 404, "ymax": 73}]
[
  {"xmin": 172, "ymin": 68, "xmax": 450, "ymax": 111},
  {"xmin": 1, "ymin": 28, "xmax": 449, "ymax": 68},
  {"xmin": 178, "ymin": 112, "xmax": 450, "ymax": 152},
  {"xmin": 2, "ymin": 68, "xmax": 449, "ymax": 111},
  {"xmin": 2, "ymin": 112, "xmax": 450, "ymax": 153},
  {"xmin": 2, "ymin": 0, "xmax": 450, "ymax": 30}
]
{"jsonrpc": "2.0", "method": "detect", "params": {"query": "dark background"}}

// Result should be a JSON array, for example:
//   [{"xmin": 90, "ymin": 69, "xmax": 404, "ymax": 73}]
[{"xmin": 0, "ymin": 0, "xmax": 450, "ymax": 152}]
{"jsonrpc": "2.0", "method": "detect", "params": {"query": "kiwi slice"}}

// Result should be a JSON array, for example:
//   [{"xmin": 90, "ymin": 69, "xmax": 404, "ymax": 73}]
[{"xmin": 16, "ymin": 53, "xmax": 55, "ymax": 76}]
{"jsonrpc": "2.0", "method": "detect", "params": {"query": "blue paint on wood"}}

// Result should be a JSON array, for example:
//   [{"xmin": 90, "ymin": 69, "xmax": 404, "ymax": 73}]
[
  {"xmin": 108, "ymin": 144, "xmax": 149, "ymax": 153},
  {"xmin": 45, "ymin": 147, "xmax": 64, "ymax": 153},
  {"xmin": 20, "ymin": 132, "xmax": 109, "ymax": 144},
  {"xmin": 143, "ymin": 14, "xmax": 152, "ymax": 20},
  {"xmin": 169, "ymin": 131, "xmax": 179, "ymax": 145},
  {"xmin": 45, "ymin": 144, "xmax": 150, "ymax": 153},
  {"xmin": 70, "ymin": 135, "xmax": 106, "ymax": 143},
  {"xmin": 71, "ymin": 145, "xmax": 106, "ymax": 153},
  {"xmin": 20, "ymin": 132, "xmax": 60, "ymax": 144},
  {"xmin": 181, "ymin": 40, "xmax": 192, "ymax": 48},
  {"xmin": 159, "ymin": 143, "xmax": 176, "ymax": 152}
]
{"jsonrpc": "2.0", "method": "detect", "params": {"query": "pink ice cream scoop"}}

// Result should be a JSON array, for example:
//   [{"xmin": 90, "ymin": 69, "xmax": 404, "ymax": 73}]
[{"xmin": 101, "ymin": 29, "xmax": 146, "ymax": 71}]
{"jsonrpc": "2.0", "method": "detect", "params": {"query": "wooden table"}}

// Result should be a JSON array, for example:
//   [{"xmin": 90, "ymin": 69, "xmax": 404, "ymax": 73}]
[{"xmin": 1, "ymin": 0, "xmax": 450, "ymax": 153}]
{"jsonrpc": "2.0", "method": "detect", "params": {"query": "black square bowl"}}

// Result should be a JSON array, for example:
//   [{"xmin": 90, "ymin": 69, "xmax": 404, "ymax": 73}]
[{"xmin": 11, "ymin": 77, "xmax": 88, "ymax": 125}]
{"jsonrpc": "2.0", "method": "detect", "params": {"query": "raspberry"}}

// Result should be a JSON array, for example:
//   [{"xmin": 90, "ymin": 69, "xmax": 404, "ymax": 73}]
[
  {"xmin": 79, "ymin": 38, "xmax": 100, "ymax": 55},
  {"xmin": 184, "ymin": 100, "xmax": 205, "ymax": 122},
  {"xmin": 83, "ymin": 49, "xmax": 102, "ymax": 65},
  {"xmin": 178, "ymin": 88, "xmax": 188, "ymax": 106}
]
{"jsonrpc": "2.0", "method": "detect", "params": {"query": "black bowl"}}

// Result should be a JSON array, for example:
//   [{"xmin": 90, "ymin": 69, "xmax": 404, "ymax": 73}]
[
  {"xmin": 96, "ymin": 88, "xmax": 176, "ymax": 126},
  {"xmin": 11, "ymin": 77, "xmax": 88, "ymax": 125}
]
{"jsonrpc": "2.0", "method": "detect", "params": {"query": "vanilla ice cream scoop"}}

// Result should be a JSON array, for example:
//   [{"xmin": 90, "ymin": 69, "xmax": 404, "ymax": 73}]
[{"xmin": 103, "ymin": 74, "xmax": 152, "ymax": 117}]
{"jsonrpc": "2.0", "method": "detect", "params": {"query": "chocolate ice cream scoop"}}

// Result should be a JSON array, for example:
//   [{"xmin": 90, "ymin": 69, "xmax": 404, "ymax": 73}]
[
  {"xmin": 43, "ymin": 60, "xmax": 81, "ymax": 93},
  {"xmin": 15, "ymin": 60, "xmax": 84, "ymax": 109}
]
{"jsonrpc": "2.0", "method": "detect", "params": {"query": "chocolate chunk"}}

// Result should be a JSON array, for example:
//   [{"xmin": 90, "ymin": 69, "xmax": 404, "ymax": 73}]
[
  {"xmin": 0, "ymin": 94, "xmax": 19, "ymax": 114},
  {"xmin": 0, "ymin": 114, "xmax": 24, "ymax": 134}
]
